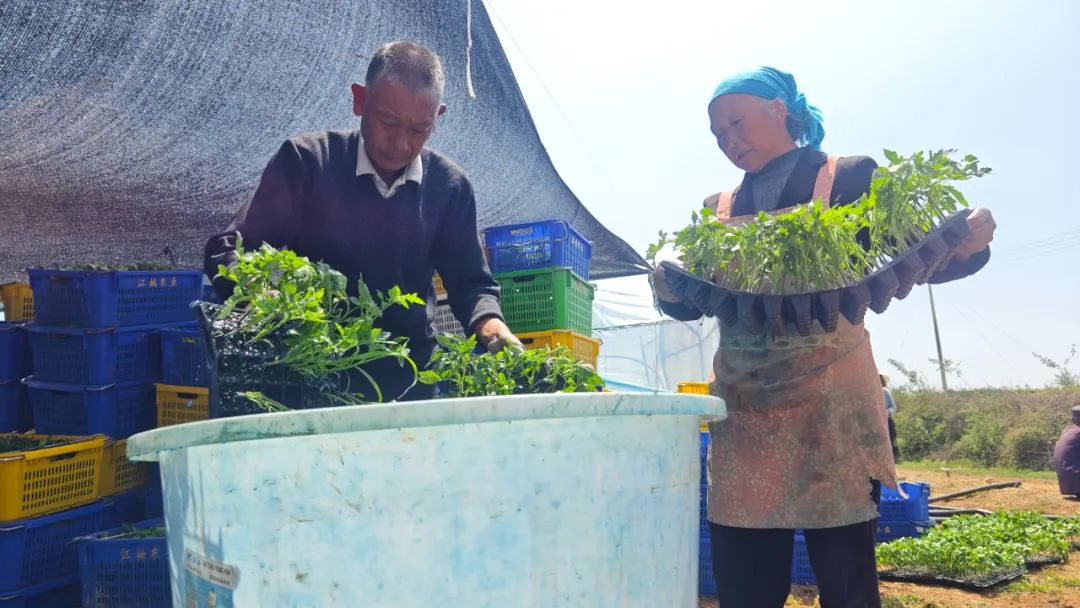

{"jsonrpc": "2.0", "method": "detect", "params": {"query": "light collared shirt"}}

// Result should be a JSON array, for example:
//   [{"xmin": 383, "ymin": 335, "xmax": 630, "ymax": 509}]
[{"xmin": 355, "ymin": 135, "xmax": 423, "ymax": 198}]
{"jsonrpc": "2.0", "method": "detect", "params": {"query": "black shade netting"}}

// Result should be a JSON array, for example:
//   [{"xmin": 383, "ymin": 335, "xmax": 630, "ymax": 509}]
[{"xmin": 0, "ymin": 0, "xmax": 647, "ymax": 282}]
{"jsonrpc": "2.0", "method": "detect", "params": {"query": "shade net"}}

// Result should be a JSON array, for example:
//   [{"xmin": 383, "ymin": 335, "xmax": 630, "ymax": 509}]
[{"xmin": 0, "ymin": 0, "xmax": 648, "ymax": 282}]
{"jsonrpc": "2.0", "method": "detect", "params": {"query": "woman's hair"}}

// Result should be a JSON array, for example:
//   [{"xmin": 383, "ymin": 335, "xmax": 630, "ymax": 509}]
[{"xmin": 710, "ymin": 67, "xmax": 825, "ymax": 149}]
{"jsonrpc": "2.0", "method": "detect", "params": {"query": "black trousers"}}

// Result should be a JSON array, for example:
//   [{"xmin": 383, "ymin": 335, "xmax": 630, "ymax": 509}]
[
  {"xmin": 887, "ymin": 417, "xmax": 899, "ymax": 461},
  {"xmin": 708, "ymin": 481, "xmax": 881, "ymax": 608}
]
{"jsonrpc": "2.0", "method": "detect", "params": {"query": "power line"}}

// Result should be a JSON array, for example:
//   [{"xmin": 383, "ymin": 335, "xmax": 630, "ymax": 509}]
[
  {"xmin": 999, "ymin": 228, "xmax": 1080, "ymax": 256},
  {"xmin": 481, "ymin": 0, "xmax": 622, "ymax": 197},
  {"xmin": 996, "ymin": 239, "xmax": 1080, "ymax": 265}
]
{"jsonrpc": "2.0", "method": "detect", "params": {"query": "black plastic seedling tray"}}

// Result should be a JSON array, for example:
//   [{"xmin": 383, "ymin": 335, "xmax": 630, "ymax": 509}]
[
  {"xmin": 878, "ymin": 566, "xmax": 1025, "ymax": 590},
  {"xmin": 194, "ymin": 301, "xmax": 358, "ymax": 418},
  {"xmin": 660, "ymin": 210, "xmax": 973, "ymax": 335}
]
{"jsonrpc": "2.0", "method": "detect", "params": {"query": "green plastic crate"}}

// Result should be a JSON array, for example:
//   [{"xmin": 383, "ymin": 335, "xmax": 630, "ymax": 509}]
[{"xmin": 496, "ymin": 268, "xmax": 594, "ymax": 334}]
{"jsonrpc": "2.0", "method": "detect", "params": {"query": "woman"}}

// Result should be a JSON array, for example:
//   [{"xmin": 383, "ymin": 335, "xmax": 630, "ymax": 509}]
[{"xmin": 654, "ymin": 68, "xmax": 995, "ymax": 607}]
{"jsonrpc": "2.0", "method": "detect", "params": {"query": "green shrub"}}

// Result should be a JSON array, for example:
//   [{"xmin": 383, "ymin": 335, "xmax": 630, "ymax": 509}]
[
  {"xmin": 955, "ymin": 414, "xmax": 1006, "ymax": 466},
  {"xmin": 890, "ymin": 387, "xmax": 1080, "ymax": 470},
  {"xmin": 1002, "ymin": 424, "xmax": 1058, "ymax": 470}
]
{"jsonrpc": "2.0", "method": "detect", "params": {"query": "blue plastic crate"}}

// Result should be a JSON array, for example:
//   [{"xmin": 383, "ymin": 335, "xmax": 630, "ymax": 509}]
[
  {"xmin": 140, "ymin": 474, "xmax": 162, "ymax": 520},
  {"xmin": 699, "ymin": 430, "xmax": 710, "ymax": 537},
  {"xmin": 877, "ymin": 519, "xmax": 933, "ymax": 543},
  {"xmin": 0, "ymin": 380, "xmax": 32, "ymax": 433},
  {"xmin": 0, "ymin": 323, "xmax": 31, "ymax": 382},
  {"xmin": 25, "ymin": 378, "xmax": 155, "ymax": 438},
  {"xmin": 78, "ymin": 519, "xmax": 169, "ymax": 608},
  {"xmin": 0, "ymin": 500, "xmax": 106, "ymax": 594},
  {"xmin": 102, "ymin": 492, "xmax": 144, "ymax": 530},
  {"xmin": 698, "ymin": 535, "xmax": 716, "ymax": 597},
  {"xmin": 791, "ymin": 532, "xmax": 817, "ymax": 585},
  {"xmin": 484, "ymin": 220, "xmax": 593, "ymax": 279},
  {"xmin": 159, "ymin": 326, "xmax": 210, "ymax": 387},
  {"xmin": 0, "ymin": 578, "xmax": 81, "ymax": 608},
  {"xmin": 26, "ymin": 324, "xmax": 173, "ymax": 385},
  {"xmin": 699, "ymin": 498, "xmax": 710, "ymax": 538},
  {"xmin": 28, "ymin": 269, "xmax": 203, "ymax": 328},
  {"xmin": 879, "ymin": 481, "xmax": 931, "ymax": 522}
]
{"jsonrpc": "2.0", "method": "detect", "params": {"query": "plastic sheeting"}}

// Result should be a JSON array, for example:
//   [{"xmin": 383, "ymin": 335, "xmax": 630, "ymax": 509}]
[
  {"xmin": 0, "ymin": 0, "xmax": 647, "ymax": 281},
  {"xmin": 593, "ymin": 275, "xmax": 718, "ymax": 391}
]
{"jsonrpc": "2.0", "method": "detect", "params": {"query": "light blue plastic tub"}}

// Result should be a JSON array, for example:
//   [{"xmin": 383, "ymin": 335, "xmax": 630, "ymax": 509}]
[{"xmin": 127, "ymin": 392, "xmax": 725, "ymax": 607}]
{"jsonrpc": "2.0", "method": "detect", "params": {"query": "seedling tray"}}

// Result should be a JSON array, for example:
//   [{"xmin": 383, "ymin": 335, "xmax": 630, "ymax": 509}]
[
  {"xmin": 878, "ymin": 567, "xmax": 1024, "ymax": 590},
  {"xmin": 660, "ymin": 210, "xmax": 973, "ymax": 334},
  {"xmin": 194, "ymin": 302, "xmax": 357, "ymax": 418}
]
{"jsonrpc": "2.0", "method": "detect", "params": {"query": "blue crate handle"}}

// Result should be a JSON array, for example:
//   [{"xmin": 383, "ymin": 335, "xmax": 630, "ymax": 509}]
[{"xmin": 23, "ymin": 378, "xmax": 117, "ymax": 392}]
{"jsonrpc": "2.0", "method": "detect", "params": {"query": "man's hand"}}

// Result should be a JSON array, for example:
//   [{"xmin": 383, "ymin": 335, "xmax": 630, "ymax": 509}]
[
  {"xmin": 473, "ymin": 316, "xmax": 524, "ymax": 354},
  {"xmin": 954, "ymin": 207, "xmax": 996, "ymax": 263}
]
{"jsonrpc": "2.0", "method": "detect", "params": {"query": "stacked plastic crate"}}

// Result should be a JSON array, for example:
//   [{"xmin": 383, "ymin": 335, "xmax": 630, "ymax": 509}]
[
  {"xmin": 0, "ymin": 433, "xmax": 109, "ymax": 606},
  {"xmin": 697, "ymin": 427, "xmax": 716, "ymax": 597},
  {"xmin": 0, "ymin": 323, "xmax": 32, "ymax": 433},
  {"xmin": 0, "ymin": 268, "xmax": 202, "ymax": 605},
  {"xmin": 675, "ymin": 382, "xmax": 716, "ymax": 596},
  {"xmin": 791, "ymin": 531, "xmax": 817, "ymax": 585},
  {"xmin": 877, "ymin": 481, "xmax": 933, "ymax": 542},
  {"xmin": 480, "ymin": 220, "xmax": 599, "ymax": 367},
  {"xmin": 141, "ymin": 325, "xmax": 212, "ymax": 527},
  {"xmin": 0, "ymin": 282, "xmax": 34, "ymax": 323},
  {"xmin": 1, "ymin": 281, "xmax": 34, "ymax": 433}
]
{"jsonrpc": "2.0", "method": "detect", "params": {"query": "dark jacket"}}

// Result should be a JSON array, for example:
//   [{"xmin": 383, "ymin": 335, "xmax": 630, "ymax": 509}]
[{"xmin": 204, "ymin": 129, "xmax": 503, "ymax": 400}]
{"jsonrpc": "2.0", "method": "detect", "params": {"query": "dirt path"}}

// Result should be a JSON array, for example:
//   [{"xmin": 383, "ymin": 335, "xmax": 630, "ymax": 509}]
[{"xmin": 699, "ymin": 464, "xmax": 1080, "ymax": 607}]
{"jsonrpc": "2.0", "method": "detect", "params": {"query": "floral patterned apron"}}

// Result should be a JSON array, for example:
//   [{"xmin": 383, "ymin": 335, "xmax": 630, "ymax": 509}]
[{"xmin": 706, "ymin": 156, "xmax": 897, "ymax": 529}]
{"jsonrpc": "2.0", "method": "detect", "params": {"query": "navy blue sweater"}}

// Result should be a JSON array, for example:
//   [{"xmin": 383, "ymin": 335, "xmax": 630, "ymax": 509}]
[{"xmin": 205, "ymin": 129, "xmax": 503, "ymax": 400}]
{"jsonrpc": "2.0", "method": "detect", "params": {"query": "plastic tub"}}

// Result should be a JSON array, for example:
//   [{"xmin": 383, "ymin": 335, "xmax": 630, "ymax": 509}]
[{"xmin": 128, "ymin": 392, "xmax": 724, "ymax": 607}]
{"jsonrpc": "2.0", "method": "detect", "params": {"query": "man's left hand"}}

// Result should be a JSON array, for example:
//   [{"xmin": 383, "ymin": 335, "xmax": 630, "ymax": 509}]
[
  {"xmin": 954, "ymin": 207, "xmax": 996, "ymax": 262},
  {"xmin": 473, "ymin": 316, "xmax": 524, "ymax": 354}
]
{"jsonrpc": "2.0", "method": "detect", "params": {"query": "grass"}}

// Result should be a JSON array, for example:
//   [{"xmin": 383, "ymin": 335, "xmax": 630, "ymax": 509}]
[
  {"xmin": 1006, "ymin": 571, "xmax": 1080, "ymax": 594},
  {"xmin": 898, "ymin": 459, "xmax": 1058, "ymax": 481},
  {"xmin": 881, "ymin": 595, "xmax": 953, "ymax": 608}
]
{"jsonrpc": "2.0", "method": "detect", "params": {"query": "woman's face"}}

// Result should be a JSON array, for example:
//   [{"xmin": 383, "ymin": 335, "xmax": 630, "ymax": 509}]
[{"xmin": 708, "ymin": 94, "xmax": 796, "ymax": 172}]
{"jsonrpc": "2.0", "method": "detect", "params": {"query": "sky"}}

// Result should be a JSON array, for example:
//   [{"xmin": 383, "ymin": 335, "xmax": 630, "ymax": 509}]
[{"xmin": 483, "ymin": 0, "xmax": 1080, "ymax": 389}]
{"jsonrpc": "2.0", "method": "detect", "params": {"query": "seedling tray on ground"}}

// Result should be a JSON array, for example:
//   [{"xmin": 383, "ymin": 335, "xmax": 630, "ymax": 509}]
[
  {"xmin": 877, "ymin": 567, "xmax": 1024, "ymax": 590},
  {"xmin": 660, "ymin": 210, "xmax": 973, "ymax": 334}
]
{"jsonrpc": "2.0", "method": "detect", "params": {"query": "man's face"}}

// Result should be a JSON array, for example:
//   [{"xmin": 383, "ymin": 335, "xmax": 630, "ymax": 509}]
[{"xmin": 353, "ymin": 77, "xmax": 445, "ymax": 174}]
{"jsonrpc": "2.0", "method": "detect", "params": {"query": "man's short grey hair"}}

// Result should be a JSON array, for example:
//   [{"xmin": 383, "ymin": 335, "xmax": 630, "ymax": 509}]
[{"xmin": 365, "ymin": 41, "xmax": 445, "ymax": 97}]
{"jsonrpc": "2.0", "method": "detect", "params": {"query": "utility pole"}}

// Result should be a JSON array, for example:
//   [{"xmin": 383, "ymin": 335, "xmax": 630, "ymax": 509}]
[{"xmin": 927, "ymin": 285, "xmax": 948, "ymax": 391}]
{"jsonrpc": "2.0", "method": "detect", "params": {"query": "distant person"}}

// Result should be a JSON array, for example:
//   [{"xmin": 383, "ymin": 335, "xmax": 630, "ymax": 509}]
[
  {"xmin": 205, "ymin": 41, "xmax": 522, "ymax": 402},
  {"xmin": 882, "ymin": 374, "xmax": 899, "ymax": 461},
  {"xmin": 1054, "ymin": 406, "xmax": 1080, "ymax": 497}
]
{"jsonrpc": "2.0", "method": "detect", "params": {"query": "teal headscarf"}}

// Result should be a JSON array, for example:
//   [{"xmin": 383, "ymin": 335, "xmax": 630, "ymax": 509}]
[{"xmin": 710, "ymin": 67, "xmax": 825, "ymax": 150}]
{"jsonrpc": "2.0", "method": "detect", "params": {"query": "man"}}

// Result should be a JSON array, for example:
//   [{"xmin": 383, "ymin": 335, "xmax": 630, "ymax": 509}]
[{"xmin": 205, "ymin": 40, "xmax": 520, "ymax": 402}]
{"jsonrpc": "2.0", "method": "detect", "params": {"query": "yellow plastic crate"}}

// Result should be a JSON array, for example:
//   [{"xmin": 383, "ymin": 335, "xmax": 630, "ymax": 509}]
[
  {"xmin": 433, "ymin": 272, "xmax": 446, "ymax": 297},
  {"xmin": 0, "ymin": 433, "xmax": 105, "ymax": 522},
  {"xmin": 0, "ymin": 283, "xmax": 33, "ymax": 321},
  {"xmin": 677, "ymin": 382, "xmax": 710, "ymax": 395},
  {"xmin": 99, "ymin": 438, "xmax": 149, "ymax": 496},
  {"xmin": 156, "ymin": 384, "xmax": 210, "ymax": 427},
  {"xmin": 517, "ymin": 329, "xmax": 600, "ymax": 369}
]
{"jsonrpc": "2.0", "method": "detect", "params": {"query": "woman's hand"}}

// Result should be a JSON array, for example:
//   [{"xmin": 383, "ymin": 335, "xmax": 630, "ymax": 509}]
[
  {"xmin": 652, "ymin": 264, "xmax": 683, "ymax": 303},
  {"xmin": 954, "ymin": 207, "xmax": 996, "ymax": 262}
]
